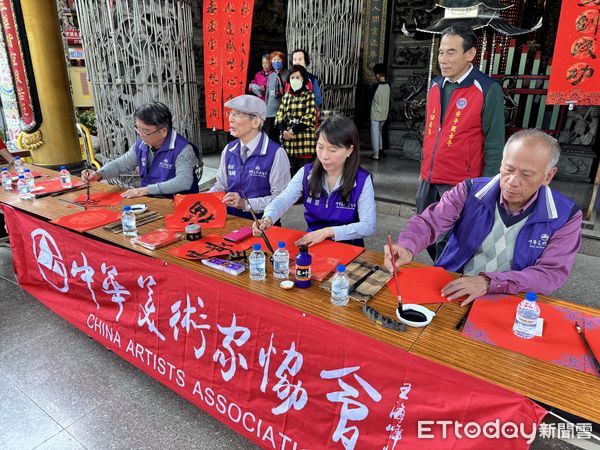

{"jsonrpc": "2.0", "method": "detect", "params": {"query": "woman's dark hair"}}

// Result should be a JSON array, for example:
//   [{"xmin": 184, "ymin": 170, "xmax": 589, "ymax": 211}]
[
  {"xmin": 134, "ymin": 101, "xmax": 172, "ymax": 129},
  {"xmin": 292, "ymin": 48, "xmax": 310, "ymax": 66},
  {"xmin": 443, "ymin": 25, "xmax": 477, "ymax": 52},
  {"xmin": 309, "ymin": 115, "xmax": 361, "ymax": 204},
  {"xmin": 287, "ymin": 64, "xmax": 310, "ymax": 88},
  {"xmin": 261, "ymin": 53, "xmax": 271, "ymax": 60}
]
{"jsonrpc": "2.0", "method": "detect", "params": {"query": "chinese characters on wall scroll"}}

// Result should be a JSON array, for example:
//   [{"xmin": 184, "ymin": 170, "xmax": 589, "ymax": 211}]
[
  {"xmin": 0, "ymin": 0, "xmax": 39, "ymax": 130},
  {"xmin": 548, "ymin": 0, "xmax": 600, "ymax": 106},
  {"xmin": 361, "ymin": 0, "xmax": 388, "ymax": 83},
  {"xmin": 203, "ymin": 0, "xmax": 255, "ymax": 130}
]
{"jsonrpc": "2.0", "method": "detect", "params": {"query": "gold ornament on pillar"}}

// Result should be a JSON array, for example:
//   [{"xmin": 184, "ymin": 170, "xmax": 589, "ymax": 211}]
[{"xmin": 17, "ymin": 130, "xmax": 44, "ymax": 151}]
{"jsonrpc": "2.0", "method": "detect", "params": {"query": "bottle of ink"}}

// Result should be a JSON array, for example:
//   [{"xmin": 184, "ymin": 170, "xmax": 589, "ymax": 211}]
[{"xmin": 295, "ymin": 244, "xmax": 312, "ymax": 288}]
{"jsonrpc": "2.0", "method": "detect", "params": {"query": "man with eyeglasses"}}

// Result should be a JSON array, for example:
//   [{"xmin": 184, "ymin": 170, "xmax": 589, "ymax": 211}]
[
  {"xmin": 210, "ymin": 94, "xmax": 290, "ymax": 218},
  {"xmin": 82, "ymin": 101, "xmax": 200, "ymax": 198}
]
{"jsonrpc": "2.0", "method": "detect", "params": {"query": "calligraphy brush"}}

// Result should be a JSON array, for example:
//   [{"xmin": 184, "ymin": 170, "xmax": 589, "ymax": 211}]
[
  {"xmin": 455, "ymin": 302, "xmax": 473, "ymax": 331},
  {"xmin": 387, "ymin": 233, "xmax": 428, "ymax": 323},
  {"xmin": 575, "ymin": 321, "xmax": 600, "ymax": 376},
  {"xmin": 240, "ymin": 191, "xmax": 275, "ymax": 253},
  {"xmin": 387, "ymin": 234, "xmax": 403, "ymax": 309}
]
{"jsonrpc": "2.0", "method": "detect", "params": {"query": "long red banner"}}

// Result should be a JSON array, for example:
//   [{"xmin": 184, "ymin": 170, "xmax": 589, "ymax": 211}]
[
  {"xmin": 547, "ymin": 1, "xmax": 600, "ymax": 105},
  {"xmin": 4, "ymin": 206, "xmax": 546, "ymax": 449},
  {"xmin": 0, "ymin": 0, "xmax": 38, "ymax": 128},
  {"xmin": 203, "ymin": 0, "xmax": 254, "ymax": 130}
]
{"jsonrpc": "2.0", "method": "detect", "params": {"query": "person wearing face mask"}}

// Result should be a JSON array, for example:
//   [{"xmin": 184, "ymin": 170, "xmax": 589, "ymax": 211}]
[
  {"xmin": 253, "ymin": 115, "xmax": 376, "ymax": 248},
  {"xmin": 82, "ymin": 101, "xmax": 200, "ymax": 198},
  {"xmin": 264, "ymin": 51, "xmax": 289, "ymax": 143},
  {"xmin": 275, "ymin": 64, "xmax": 318, "ymax": 176},
  {"xmin": 248, "ymin": 53, "xmax": 273, "ymax": 101},
  {"xmin": 290, "ymin": 49, "xmax": 322, "ymax": 109}
]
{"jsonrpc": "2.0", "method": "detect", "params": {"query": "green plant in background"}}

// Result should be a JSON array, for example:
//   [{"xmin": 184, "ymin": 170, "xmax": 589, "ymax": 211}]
[{"xmin": 77, "ymin": 109, "xmax": 97, "ymax": 135}]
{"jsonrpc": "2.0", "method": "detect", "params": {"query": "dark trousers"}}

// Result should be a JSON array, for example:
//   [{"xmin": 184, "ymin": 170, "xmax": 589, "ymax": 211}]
[
  {"xmin": 263, "ymin": 118, "xmax": 281, "ymax": 144},
  {"xmin": 289, "ymin": 156, "xmax": 313, "ymax": 177},
  {"xmin": 415, "ymin": 179, "xmax": 454, "ymax": 262}
]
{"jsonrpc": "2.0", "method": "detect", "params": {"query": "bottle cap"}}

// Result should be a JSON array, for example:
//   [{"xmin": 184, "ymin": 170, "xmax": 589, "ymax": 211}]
[
  {"xmin": 24, "ymin": 168, "xmax": 30, "ymax": 172},
  {"xmin": 337, "ymin": 264, "xmax": 346, "ymax": 273},
  {"xmin": 60, "ymin": 165, "xmax": 66, "ymax": 169},
  {"xmin": 15, "ymin": 156, "xmax": 20, "ymax": 160},
  {"xmin": 525, "ymin": 292, "xmax": 537, "ymax": 301},
  {"xmin": 1, "ymin": 167, "xmax": 7, "ymax": 171},
  {"xmin": 123, "ymin": 205, "xmax": 131, "ymax": 211},
  {"xmin": 278, "ymin": 241, "xmax": 285, "ymax": 249},
  {"xmin": 18, "ymin": 174, "xmax": 24, "ymax": 178},
  {"xmin": 299, "ymin": 244, "xmax": 308, "ymax": 253},
  {"xmin": 253, "ymin": 243, "xmax": 261, "ymax": 251}
]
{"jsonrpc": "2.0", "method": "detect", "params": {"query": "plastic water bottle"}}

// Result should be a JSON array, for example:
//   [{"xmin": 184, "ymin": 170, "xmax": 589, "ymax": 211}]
[
  {"xmin": 59, "ymin": 165, "xmax": 72, "ymax": 188},
  {"xmin": 331, "ymin": 264, "xmax": 350, "ymax": 306},
  {"xmin": 295, "ymin": 244, "xmax": 312, "ymax": 288},
  {"xmin": 513, "ymin": 292, "xmax": 541, "ymax": 339},
  {"xmin": 1, "ymin": 168, "xmax": 12, "ymax": 191},
  {"xmin": 121, "ymin": 205, "xmax": 137, "ymax": 237},
  {"xmin": 273, "ymin": 241, "xmax": 290, "ymax": 279},
  {"xmin": 13, "ymin": 156, "xmax": 25, "ymax": 175},
  {"xmin": 249, "ymin": 243, "xmax": 266, "ymax": 281},
  {"xmin": 17, "ymin": 174, "xmax": 32, "ymax": 200},
  {"xmin": 24, "ymin": 168, "xmax": 36, "ymax": 190}
]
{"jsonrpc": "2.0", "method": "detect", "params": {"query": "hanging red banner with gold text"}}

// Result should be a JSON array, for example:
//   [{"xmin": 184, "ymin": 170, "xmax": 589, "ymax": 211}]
[
  {"xmin": 547, "ymin": 0, "xmax": 600, "ymax": 105},
  {"xmin": 202, "ymin": 0, "xmax": 254, "ymax": 130},
  {"xmin": 0, "ymin": 0, "xmax": 41, "ymax": 130}
]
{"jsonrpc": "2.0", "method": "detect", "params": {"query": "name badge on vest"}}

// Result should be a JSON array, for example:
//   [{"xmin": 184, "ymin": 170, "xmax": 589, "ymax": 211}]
[
  {"xmin": 248, "ymin": 165, "xmax": 268, "ymax": 178},
  {"xmin": 528, "ymin": 233, "xmax": 549, "ymax": 249},
  {"xmin": 307, "ymin": 195, "xmax": 320, "ymax": 206},
  {"xmin": 159, "ymin": 158, "xmax": 173, "ymax": 170},
  {"xmin": 227, "ymin": 163, "xmax": 236, "ymax": 177},
  {"xmin": 456, "ymin": 98, "xmax": 468, "ymax": 109},
  {"xmin": 335, "ymin": 200, "xmax": 356, "ymax": 210}
]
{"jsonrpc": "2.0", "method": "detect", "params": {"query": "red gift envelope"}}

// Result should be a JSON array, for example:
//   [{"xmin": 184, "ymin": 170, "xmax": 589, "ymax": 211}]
[
  {"xmin": 74, "ymin": 191, "xmax": 123, "ymax": 206},
  {"xmin": 169, "ymin": 234, "xmax": 246, "ymax": 260},
  {"xmin": 165, "ymin": 192, "xmax": 227, "ymax": 231},
  {"xmin": 386, "ymin": 266, "xmax": 458, "ymax": 304},
  {"xmin": 30, "ymin": 177, "xmax": 85, "ymax": 195},
  {"xmin": 51, "ymin": 209, "xmax": 121, "ymax": 233},
  {"xmin": 462, "ymin": 295, "xmax": 600, "ymax": 375}
]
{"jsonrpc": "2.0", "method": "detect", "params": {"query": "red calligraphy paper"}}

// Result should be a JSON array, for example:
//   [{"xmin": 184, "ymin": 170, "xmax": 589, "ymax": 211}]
[
  {"xmin": 51, "ymin": 208, "xmax": 121, "ymax": 233},
  {"xmin": 169, "ymin": 234, "xmax": 246, "ymax": 260},
  {"xmin": 386, "ymin": 266, "xmax": 460, "ymax": 305},
  {"xmin": 463, "ymin": 295, "xmax": 600, "ymax": 375},
  {"xmin": 73, "ymin": 191, "xmax": 123, "ymax": 206},
  {"xmin": 547, "ymin": 2, "xmax": 600, "ymax": 105},
  {"xmin": 133, "ymin": 229, "xmax": 182, "ymax": 250},
  {"xmin": 5, "ymin": 205, "xmax": 547, "ymax": 449},
  {"xmin": 165, "ymin": 192, "xmax": 227, "ymax": 231},
  {"xmin": 24, "ymin": 177, "xmax": 85, "ymax": 195}
]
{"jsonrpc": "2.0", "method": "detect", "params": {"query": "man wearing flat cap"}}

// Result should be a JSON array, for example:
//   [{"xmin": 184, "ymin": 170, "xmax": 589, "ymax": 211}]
[{"xmin": 210, "ymin": 95, "xmax": 291, "ymax": 218}]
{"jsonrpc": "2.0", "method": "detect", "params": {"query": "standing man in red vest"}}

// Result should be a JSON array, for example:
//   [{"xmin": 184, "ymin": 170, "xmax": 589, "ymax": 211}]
[{"xmin": 418, "ymin": 25, "xmax": 505, "ymax": 261}]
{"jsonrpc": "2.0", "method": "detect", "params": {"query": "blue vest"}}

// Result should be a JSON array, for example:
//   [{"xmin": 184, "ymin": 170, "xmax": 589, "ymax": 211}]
[
  {"xmin": 135, "ymin": 130, "xmax": 199, "ymax": 195},
  {"xmin": 224, "ymin": 132, "xmax": 280, "ymax": 218},
  {"xmin": 302, "ymin": 163, "xmax": 370, "ymax": 246},
  {"xmin": 436, "ymin": 176, "xmax": 579, "ymax": 273}
]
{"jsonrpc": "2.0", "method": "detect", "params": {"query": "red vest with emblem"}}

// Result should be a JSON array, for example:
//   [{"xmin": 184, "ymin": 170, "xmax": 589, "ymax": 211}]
[{"xmin": 421, "ymin": 68, "xmax": 492, "ymax": 185}]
